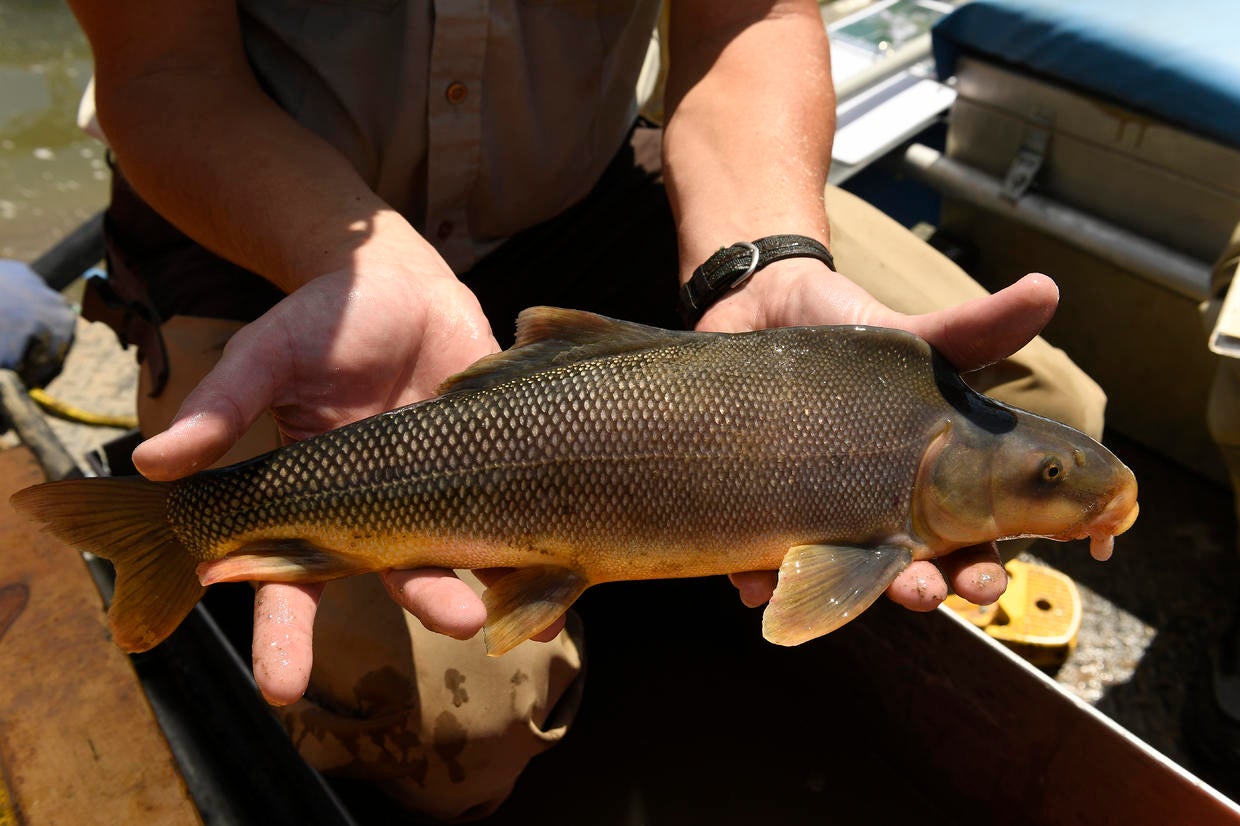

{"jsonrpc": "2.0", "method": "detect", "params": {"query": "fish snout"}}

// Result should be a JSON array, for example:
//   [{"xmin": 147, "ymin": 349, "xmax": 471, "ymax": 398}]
[{"xmin": 1083, "ymin": 470, "xmax": 1139, "ymax": 562}]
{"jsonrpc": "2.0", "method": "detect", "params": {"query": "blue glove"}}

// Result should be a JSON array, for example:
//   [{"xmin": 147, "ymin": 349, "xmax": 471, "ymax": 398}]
[{"xmin": 0, "ymin": 260, "xmax": 76, "ymax": 387}]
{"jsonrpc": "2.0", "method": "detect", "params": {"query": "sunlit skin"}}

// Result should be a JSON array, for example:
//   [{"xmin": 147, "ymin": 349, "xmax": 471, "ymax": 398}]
[{"xmin": 708, "ymin": 266, "xmax": 1062, "ymax": 618}]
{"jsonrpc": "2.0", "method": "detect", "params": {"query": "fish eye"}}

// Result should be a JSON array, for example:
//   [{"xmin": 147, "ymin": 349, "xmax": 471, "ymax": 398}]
[{"xmin": 1041, "ymin": 456, "xmax": 1065, "ymax": 483}]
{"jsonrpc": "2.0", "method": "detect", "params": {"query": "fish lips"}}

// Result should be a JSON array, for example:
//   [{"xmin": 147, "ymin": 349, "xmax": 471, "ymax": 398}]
[{"xmin": 1045, "ymin": 476, "xmax": 1140, "ymax": 561}]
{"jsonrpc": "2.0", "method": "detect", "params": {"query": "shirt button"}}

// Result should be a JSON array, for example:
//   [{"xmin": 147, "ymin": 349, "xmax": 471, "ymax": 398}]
[
  {"xmin": 436, "ymin": 220, "xmax": 454, "ymax": 239},
  {"xmin": 445, "ymin": 82, "xmax": 468, "ymax": 104}
]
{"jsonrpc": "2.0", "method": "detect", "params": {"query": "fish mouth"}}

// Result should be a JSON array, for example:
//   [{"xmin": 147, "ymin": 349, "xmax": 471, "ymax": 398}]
[
  {"xmin": 1047, "ymin": 473, "xmax": 1140, "ymax": 562},
  {"xmin": 1076, "ymin": 476, "xmax": 1140, "ymax": 562}
]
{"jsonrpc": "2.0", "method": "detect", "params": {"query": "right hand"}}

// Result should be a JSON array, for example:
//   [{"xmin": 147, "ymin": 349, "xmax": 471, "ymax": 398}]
[
  {"xmin": 132, "ymin": 265, "xmax": 509, "ymax": 705},
  {"xmin": 701, "ymin": 265, "xmax": 1062, "ymax": 615}
]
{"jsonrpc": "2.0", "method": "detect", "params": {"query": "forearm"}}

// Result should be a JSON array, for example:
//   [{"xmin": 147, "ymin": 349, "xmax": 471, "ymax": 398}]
[
  {"xmin": 663, "ymin": 0, "xmax": 835, "ymax": 281},
  {"xmin": 101, "ymin": 77, "xmax": 443, "ymax": 291},
  {"xmin": 81, "ymin": 2, "xmax": 446, "ymax": 293}
]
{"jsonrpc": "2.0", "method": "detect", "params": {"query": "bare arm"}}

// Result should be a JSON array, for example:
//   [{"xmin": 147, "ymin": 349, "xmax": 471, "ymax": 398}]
[
  {"xmin": 72, "ymin": 0, "xmax": 446, "ymax": 289},
  {"xmin": 663, "ymin": 0, "xmax": 834, "ymax": 276},
  {"xmin": 663, "ymin": 0, "xmax": 1057, "ymax": 611},
  {"xmin": 72, "ymin": 0, "xmax": 503, "ymax": 704}
]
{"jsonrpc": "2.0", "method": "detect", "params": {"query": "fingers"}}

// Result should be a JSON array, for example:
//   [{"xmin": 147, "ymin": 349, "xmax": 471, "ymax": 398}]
[
  {"xmin": 383, "ymin": 568, "xmax": 566, "ymax": 644},
  {"xmin": 936, "ymin": 543, "xmax": 1007, "ymax": 605},
  {"xmin": 729, "ymin": 570, "xmax": 777, "ymax": 607},
  {"xmin": 251, "ymin": 567, "xmax": 545, "ymax": 708},
  {"xmin": 700, "ymin": 265, "xmax": 1059, "ymax": 378},
  {"xmin": 886, "ymin": 560, "xmax": 949, "ymax": 610},
  {"xmin": 732, "ymin": 545, "xmax": 1005, "ymax": 615},
  {"xmin": 133, "ymin": 325, "xmax": 282, "ymax": 481},
  {"xmin": 905, "ymin": 273, "xmax": 1059, "ymax": 371},
  {"xmin": 252, "ymin": 581, "xmax": 323, "ymax": 706},
  {"xmin": 381, "ymin": 568, "xmax": 487, "ymax": 640},
  {"xmin": 886, "ymin": 544, "xmax": 1006, "ymax": 612}
]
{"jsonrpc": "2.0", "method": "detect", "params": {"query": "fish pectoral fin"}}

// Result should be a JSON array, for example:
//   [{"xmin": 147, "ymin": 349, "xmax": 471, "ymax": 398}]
[
  {"xmin": 197, "ymin": 539, "xmax": 369, "ymax": 586},
  {"xmin": 762, "ymin": 544, "xmax": 912, "ymax": 646},
  {"xmin": 482, "ymin": 566, "xmax": 588, "ymax": 657}
]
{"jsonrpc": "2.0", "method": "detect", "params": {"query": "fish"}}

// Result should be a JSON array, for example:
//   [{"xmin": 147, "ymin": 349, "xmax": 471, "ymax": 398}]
[{"xmin": 9, "ymin": 307, "xmax": 1139, "ymax": 656}]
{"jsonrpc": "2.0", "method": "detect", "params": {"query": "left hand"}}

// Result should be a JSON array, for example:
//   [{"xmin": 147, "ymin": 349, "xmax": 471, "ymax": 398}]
[
  {"xmin": 132, "ymin": 265, "xmax": 532, "ymax": 704},
  {"xmin": 696, "ymin": 259, "xmax": 1062, "ymax": 613}
]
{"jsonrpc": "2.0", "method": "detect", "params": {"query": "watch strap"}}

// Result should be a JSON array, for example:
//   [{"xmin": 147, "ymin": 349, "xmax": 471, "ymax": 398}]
[{"xmin": 680, "ymin": 234, "xmax": 834, "ymax": 326}]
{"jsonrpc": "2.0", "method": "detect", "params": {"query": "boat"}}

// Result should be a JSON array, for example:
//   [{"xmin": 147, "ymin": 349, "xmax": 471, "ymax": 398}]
[{"xmin": 2, "ymin": 0, "xmax": 1239, "ymax": 822}]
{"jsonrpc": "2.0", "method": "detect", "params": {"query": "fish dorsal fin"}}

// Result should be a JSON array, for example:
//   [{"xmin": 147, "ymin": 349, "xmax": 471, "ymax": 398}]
[
  {"xmin": 438, "ymin": 307, "xmax": 696, "ymax": 395},
  {"xmin": 511, "ymin": 306, "xmax": 686, "ymax": 351}
]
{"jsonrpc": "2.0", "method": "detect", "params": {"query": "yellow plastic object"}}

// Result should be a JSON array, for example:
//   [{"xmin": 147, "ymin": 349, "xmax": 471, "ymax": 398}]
[
  {"xmin": 28, "ymin": 387, "xmax": 138, "ymax": 429},
  {"xmin": 946, "ymin": 559, "xmax": 1082, "ymax": 668}
]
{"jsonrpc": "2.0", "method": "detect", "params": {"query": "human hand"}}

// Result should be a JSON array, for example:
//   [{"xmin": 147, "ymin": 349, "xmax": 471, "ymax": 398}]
[
  {"xmin": 130, "ymin": 266, "xmax": 525, "ymax": 704},
  {"xmin": 696, "ymin": 259, "xmax": 1062, "ymax": 615},
  {"xmin": 0, "ymin": 259, "xmax": 76, "ymax": 387}
]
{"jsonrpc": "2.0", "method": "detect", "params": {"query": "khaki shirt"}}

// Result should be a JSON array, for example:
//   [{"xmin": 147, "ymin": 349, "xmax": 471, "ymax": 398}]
[{"xmin": 239, "ymin": 0, "xmax": 662, "ymax": 271}]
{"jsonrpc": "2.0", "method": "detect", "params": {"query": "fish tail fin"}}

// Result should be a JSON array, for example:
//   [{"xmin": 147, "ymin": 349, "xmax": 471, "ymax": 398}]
[{"xmin": 10, "ymin": 477, "xmax": 204, "ymax": 652}]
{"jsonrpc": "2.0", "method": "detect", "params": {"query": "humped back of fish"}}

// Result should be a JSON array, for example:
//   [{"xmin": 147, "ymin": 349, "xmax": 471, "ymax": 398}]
[{"xmin": 9, "ymin": 308, "xmax": 1138, "ymax": 655}]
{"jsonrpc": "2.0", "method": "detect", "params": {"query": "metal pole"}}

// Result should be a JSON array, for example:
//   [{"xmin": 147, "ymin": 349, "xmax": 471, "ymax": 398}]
[{"xmin": 901, "ymin": 143, "xmax": 1213, "ymax": 303}]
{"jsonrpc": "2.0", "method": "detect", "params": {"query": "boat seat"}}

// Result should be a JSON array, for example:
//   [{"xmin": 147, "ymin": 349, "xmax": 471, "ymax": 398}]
[{"xmin": 932, "ymin": 0, "xmax": 1240, "ymax": 150}]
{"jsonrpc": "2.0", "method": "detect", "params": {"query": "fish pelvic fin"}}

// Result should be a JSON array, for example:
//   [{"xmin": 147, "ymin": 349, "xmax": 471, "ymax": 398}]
[
  {"xmin": 482, "ymin": 566, "xmax": 588, "ymax": 657},
  {"xmin": 762, "ymin": 544, "xmax": 913, "ymax": 647},
  {"xmin": 10, "ymin": 477, "xmax": 203, "ymax": 653},
  {"xmin": 437, "ymin": 307, "xmax": 699, "ymax": 395},
  {"xmin": 198, "ymin": 538, "xmax": 371, "ymax": 585}
]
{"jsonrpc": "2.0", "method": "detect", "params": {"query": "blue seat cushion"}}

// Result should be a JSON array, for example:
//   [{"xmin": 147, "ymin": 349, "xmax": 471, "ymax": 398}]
[{"xmin": 932, "ymin": 0, "xmax": 1240, "ymax": 149}]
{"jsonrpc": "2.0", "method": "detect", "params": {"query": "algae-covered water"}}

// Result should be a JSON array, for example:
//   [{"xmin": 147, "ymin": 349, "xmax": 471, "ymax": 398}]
[{"xmin": 0, "ymin": 0, "xmax": 106, "ymax": 262}]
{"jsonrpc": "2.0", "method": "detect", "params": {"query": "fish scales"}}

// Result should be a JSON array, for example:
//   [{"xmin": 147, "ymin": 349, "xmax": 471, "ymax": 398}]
[
  {"xmin": 168, "ymin": 328, "xmax": 942, "ymax": 578},
  {"xmin": 9, "ymin": 308, "xmax": 1138, "ymax": 654}
]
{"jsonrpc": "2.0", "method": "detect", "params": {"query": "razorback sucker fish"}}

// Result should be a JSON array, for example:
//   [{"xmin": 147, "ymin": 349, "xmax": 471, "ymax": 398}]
[{"xmin": 11, "ymin": 307, "xmax": 1138, "ymax": 655}]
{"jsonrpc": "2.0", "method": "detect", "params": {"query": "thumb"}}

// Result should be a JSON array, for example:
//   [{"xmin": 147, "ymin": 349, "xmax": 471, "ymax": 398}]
[
  {"xmin": 899, "ymin": 273, "xmax": 1059, "ymax": 371},
  {"xmin": 132, "ymin": 325, "xmax": 281, "ymax": 481}
]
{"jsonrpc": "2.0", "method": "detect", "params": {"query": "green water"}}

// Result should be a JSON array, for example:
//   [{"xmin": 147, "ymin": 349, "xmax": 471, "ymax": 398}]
[{"xmin": 0, "ymin": 0, "xmax": 106, "ymax": 261}]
